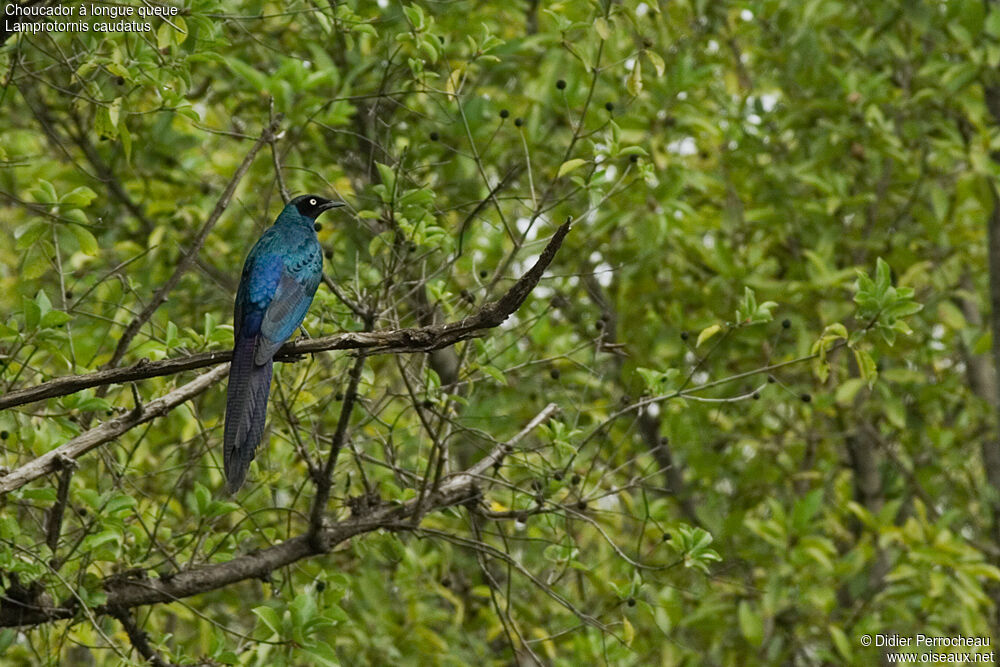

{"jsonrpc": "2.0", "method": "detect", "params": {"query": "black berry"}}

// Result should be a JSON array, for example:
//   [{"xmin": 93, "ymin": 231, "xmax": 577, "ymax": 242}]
[
  {"xmin": 800, "ymin": 393, "xmax": 812, "ymax": 403},
  {"xmin": 429, "ymin": 132, "xmax": 439, "ymax": 141},
  {"xmin": 556, "ymin": 79, "xmax": 566, "ymax": 89},
  {"xmin": 499, "ymin": 109, "xmax": 509, "ymax": 119},
  {"xmin": 550, "ymin": 368, "xmax": 560, "ymax": 380},
  {"xmin": 0, "ymin": 431, "xmax": 7, "ymax": 440},
  {"xmin": 604, "ymin": 102, "xmax": 614, "ymax": 112},
  {"xmin": 627, "ymin": 597, "xmax": 636, "ymax": 607},
  {"xmin": 314, "ymin": 222, "xmax": 322, "ymax": 232},
  {"xmin": 514, "ymin": 117, "xmax": 524, "ymax": 127},
  {"xmin": 680, "ymin": 331, "xmax": 689, "ymax": 341},
  {"xmin": 782, "ymin": 319, "xmax": 791, "ymax": 329}
]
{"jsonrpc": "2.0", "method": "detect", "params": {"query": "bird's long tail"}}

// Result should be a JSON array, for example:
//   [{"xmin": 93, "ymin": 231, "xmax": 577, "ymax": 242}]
[{"xmin": 223, "ymin": 335, "xmax": 274, "ymax": 493}]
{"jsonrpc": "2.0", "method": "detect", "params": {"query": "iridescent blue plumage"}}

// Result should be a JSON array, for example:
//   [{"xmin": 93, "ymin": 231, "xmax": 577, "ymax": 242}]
[{"xmin": 223, "ymin": 195, "xmax": 344, "ymax": 492}]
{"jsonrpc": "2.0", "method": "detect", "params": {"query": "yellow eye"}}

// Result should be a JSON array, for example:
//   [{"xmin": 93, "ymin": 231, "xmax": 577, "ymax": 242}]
[{"xmin": 310, "ymin": 198, "xmax": 317, "ymax": 205}]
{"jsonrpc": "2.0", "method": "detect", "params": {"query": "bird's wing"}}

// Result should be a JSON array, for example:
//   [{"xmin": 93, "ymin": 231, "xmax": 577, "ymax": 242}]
[{"xmin": 255, "ymin": 270, "xmax": 317, "ymax": 364}]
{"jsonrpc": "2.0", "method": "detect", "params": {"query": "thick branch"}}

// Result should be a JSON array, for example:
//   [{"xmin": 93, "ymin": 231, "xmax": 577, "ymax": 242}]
[
  {"xmin": 0, "ymin": 405, "xmax": 557, "ymax": 628},
  {"xmin": 0, "ymin": 220, "xmax": 571, "ymax": 411}
]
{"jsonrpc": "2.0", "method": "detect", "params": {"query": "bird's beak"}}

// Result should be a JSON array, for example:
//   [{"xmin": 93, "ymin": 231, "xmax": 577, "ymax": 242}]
[{"xmin": 319, "ymin": 201, "xmax": 346, "ymax": 212}]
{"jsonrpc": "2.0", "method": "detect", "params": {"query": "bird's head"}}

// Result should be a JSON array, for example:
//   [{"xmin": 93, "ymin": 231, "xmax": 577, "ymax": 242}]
[{"xmin": 289, "ymin": 194, "xmax": 345, "ymax": 220}]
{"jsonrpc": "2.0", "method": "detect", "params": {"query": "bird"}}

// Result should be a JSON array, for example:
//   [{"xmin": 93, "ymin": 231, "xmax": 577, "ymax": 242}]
[{"xmin": 223, "ymin": 194, "xmax": 345, "ymax": 493}]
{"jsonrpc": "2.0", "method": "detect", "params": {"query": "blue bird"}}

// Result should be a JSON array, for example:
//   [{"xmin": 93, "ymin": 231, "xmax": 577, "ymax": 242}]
[{"xmin": 224, "ymin": 194, "xmax": 345, "ymax": 492}]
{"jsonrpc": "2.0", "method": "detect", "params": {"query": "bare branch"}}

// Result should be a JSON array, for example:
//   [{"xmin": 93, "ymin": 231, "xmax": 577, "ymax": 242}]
[
  {"xmin": 0, "ymin": 220, "xmax": 572, "ymax": 411},
  {"xmin": 0, "ymin": 404, "xmax": 558, "ymax": 628},
  {"xmin": 0, "ymin": 365, "xmax": 229, "ymax": 495}
]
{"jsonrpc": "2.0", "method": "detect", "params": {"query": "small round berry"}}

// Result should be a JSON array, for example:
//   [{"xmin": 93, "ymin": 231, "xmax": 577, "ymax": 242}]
[
  {"xmin": 571, "ymin": 474, "xmax": 581, "ymax": 485},
  {"xmin": 550, "ymin": 368, "xmax": 560, "ymax": 380},
  {"xmin": 629, "ymin": 154, "xmax": 639, "ymax": 163},
  {"xmin": 556, "ymin": 79, "xmax": 566, "ymax": 90},
  {"xmin": 0, "ymin": 431, "xmax": 7, "ymax": 440},
  {"xmin": 800, "ymin": 393, "xmax": 812, "ymax": 403},
  {"xmin": 335, "ymin": 393, "xmax": 344, "ymax": 401},
  {"xmin": 64, "ymin": 291, "xmax": 73, "ymax": 300},
  {"xmin": 479, "ymin": 270, "xmax": 488, "ymax": 278},
  {"xmin": 325, "ymin": 249, "xmax": 333, "ymax": 259},
  {"xmin": 661, "ymin": 532, "xmax": 672, "ymax": 542},
  {"xmin": 422, "ymin": 399, "xmax": 434, "ymax": 409},
  {"xmin": 116, "ymin": 76, "xmax": 125, "ymax": 86},
  {"xmin": 604, "ymin": 102, "xmax": 614, "ymax": 112},
  {"xmin": 499, "ymin": 109, "xmax": 510, "ymax": 119},
  {"xmin": 314, "ymin": 222, "xmax": 322, "ymax": 232},
  {"xmin": 767, "ymin": 375, "xmax": 776, "ymax": 384},
  {"xmin": 595, "ymin": 320, "xmax": 605, "ymax": 331},
  {"xmin": 514, "ymin": 117, "xmax": 524, "ymax": 127},
  {"xmin": 752, "ymin": 392, "xmax": 760, "ymax": 400},
  {"xmin": 441, "ymin": 577, "xmax": 451, "ymax": 588},
  {"xmin": 680, "ymin": 331, "xmax": 689, "ymax": 341},
  {"xmin": 429, "ymin": 131, "xmax": 439, "ymax": 141},
  {"xmin": 782, "ymin": 318, "xmax": 791, "ymax": 329},
  {"xmin": 576, "ymin": 500, "xmax": 587, "ymax": 510},
  {"xmin": 315, "ymin": 581, "xmax": 327, "ymax": 592},
  {"xmin": 553, "ymin": 472, "xmax": 563, "ymax": 481},
  {"xmin": 627, "ymin": 597, "xmax": 636, "ymax": 607}
]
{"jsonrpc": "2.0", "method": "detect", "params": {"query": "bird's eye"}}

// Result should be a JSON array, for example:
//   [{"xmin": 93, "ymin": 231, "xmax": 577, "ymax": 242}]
[{"xmin": 310, "ymin": 198, "xmax": 317, "ymax": 205}]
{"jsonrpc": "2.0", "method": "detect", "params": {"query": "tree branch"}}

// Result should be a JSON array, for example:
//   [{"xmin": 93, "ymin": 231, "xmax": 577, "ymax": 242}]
[
  {"xmin": 109, "ymin": 607, "xmax": 176, "ymax": 667},
  {"xmin": 0, "ymin": 404, "xmax": 558, "ymax": 629},
  {"xmin": 0, "ymin": 220, "xmax": 572, "ymax": 411},
  {"xmin": 0, "ymin": 365, "xmax": 229, "ymax": 495}
]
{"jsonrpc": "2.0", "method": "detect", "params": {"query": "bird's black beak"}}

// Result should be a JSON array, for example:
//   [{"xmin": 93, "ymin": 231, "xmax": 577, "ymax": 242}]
[{"xmin": 319, "ymin": 201, "xmax": 346, "ymax": 212}]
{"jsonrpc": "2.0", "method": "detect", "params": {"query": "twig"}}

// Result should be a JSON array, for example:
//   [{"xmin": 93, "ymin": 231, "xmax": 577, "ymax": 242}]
[
  {"xmin": 110, "ymin": 607, "xmax": 176, "ymax": 667},
  {"xmin": 308, "ymin": 351, "xmax": 368, "ymax": 551}
]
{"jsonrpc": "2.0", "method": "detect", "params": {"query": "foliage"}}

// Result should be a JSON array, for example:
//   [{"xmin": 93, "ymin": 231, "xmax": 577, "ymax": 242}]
[{"xmin": 0, "ymin": 0, "xmax": 996, "ymax": 665}]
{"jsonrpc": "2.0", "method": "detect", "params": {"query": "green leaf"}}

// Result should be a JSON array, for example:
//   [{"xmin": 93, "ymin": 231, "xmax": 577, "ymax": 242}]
[
  {"xmin": 70, "ymin": 224, "xmax": 99, "ymax": 256},
  {"xmin": 557, "ymin": 159, "xmax": 587, "ymax": 178},
  {"xmin": 738, "ymin": 601, "xmax": 764, "ymax": 646},
  {"xmin": 61, "ymin": 186, "xmax": 97, "ymax": 208},
  {"xmin": 626, "ymin": 59, "xmax": 643, "ymax": 96},
  {"xmin": 594, "ymin": 16, "xmax": 610, "ymax": 40},
  {"xmin": 854, "ymin": 348, "xmax": 877, "ymax": 387},
  {"xmin": 646, "ymin": 50, "xmax": 665, "ymax": 77},
  {"xmin": 697, "ymin": 323, "xmax": 722, "ymax": 347}
]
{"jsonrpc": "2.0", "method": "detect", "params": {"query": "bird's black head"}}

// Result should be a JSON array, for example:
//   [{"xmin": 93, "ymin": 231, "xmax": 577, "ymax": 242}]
[{"xmin": 290, "ymin": 194, "xmax": 345, "ymax": 220}]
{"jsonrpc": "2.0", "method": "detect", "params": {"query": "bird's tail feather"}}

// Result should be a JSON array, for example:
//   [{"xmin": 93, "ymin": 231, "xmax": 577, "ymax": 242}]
[{"xmin": 223, "ymin": 335, "xmax": 274, "ymax": 493}]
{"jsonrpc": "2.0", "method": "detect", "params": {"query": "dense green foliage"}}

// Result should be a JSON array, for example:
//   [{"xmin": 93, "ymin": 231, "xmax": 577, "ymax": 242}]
[{"xmin": 0, "ymin": 0, "xmax": 998, "ymax": 664}]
